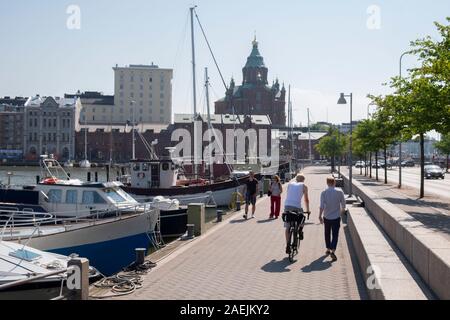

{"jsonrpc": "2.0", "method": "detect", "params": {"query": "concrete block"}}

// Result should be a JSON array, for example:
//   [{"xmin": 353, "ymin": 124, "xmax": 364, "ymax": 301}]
[
  {"xmin": 410, "ymin": 235, "xmax": 430, "ymax": 284},
  {"xmin": 382, "ymin": 212, "xmax": 397, "ymax": 242},
  {"xmin": 395, "ymin": 223, "xmax": 413, "ymax": 262},
  {"xmin": 428, "ymin": 249, "xmax": 450, "ymax": 300},
  {"xmin": 187, "ymin": 203, "xmax": 205, "ymax": 236}
]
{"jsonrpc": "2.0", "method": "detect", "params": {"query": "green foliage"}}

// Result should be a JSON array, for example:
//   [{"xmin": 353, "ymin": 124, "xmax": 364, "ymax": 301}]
[
  {"xmin": 315, "ymin": 127, "xmax": 346, "ymax": 159},
  {"xmin": 435, "ymin": 133, "xmax": 450, "ymax": 155}
]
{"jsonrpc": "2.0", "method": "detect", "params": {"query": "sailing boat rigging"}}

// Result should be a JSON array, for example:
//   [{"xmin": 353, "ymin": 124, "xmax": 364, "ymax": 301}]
[
  {"xmin": 79, "ymin": 106, "xmax": 91, "ymax": 168},
  {"xmin": 120, "ymin": 6, "xmax": 258, "ymax": 206}
]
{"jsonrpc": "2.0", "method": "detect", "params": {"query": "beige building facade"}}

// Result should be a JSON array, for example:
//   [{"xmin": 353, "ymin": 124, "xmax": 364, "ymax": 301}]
[{"xmin": 113, "ymin": 63, "xmax": 173, "ymax": 125}]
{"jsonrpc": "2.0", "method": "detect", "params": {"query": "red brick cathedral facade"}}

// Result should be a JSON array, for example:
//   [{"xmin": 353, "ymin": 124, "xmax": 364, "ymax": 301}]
[{"xmin": 214, "ymin": 38, "xmax": 286, "ymax": 127}]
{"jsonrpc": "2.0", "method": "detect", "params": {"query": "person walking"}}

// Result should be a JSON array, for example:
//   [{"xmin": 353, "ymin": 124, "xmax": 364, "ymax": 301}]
[
  {"xmin": 283, "ymin": 174, "xmax": 310, "ymax": 254},
  {"xmin": 319, "ymin": 177, "xmax": 346, "ymax": 262},
  {"xmin": 269, "ymin": 175, "xmax": 283, "ymax": 219},
  {"xmin": 243, "ymin": 171, "xmax": 259, "ymax": 220}
]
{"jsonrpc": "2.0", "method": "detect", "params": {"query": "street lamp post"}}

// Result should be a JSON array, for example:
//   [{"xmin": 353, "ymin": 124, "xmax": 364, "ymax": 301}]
[
  {"xmin": 398, "ymin": 51, "xmax": 412, "ymax": 189},
  {"xmin": 338, "ymin": 93, "xmax": 353, "ymax": 197}
]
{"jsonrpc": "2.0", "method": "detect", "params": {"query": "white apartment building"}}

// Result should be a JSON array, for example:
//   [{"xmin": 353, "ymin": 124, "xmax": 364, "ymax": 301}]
[{"xmin": 113, "ymin": 63, "xmax": 173, "ymax": 125}]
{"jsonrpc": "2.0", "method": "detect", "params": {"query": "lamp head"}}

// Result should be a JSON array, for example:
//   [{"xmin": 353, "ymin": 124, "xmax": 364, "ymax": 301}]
[{"xmin": 337, "ymin": 93, "xmax": 347, "ymax": 105}]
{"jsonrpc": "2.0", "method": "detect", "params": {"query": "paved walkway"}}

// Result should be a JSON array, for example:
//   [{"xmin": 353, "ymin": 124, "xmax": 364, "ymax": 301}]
[
  {"xmin": 110, "ymin": 167, "xmax": 367, "ymax": 300},
  {"xmin": 350, "ymin": 171, "xmax": 450, "ymax": 241}
]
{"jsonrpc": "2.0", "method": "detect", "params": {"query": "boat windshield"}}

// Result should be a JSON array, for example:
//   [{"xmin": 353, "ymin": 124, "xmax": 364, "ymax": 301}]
[{"xmin": 104, "ymin": 188, "xmax": 127, "ymax": 203}]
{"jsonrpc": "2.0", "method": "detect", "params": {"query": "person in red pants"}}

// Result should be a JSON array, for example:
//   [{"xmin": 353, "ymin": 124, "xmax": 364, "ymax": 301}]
[{"xmin": 269, "ymin": 175, "xmax": 283, "ymax": 219}]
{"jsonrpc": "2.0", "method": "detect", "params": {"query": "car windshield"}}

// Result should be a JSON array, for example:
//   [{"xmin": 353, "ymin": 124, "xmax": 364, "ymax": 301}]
[{"xmin": 425, "ymin": 165, "xmax": 440, "ymax": 170}]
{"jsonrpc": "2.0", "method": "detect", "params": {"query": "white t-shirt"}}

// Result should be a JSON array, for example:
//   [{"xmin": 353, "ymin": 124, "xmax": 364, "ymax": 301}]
[{"xmin": 284, "ymin": 182, "xmax": 304, "ymax": 209}]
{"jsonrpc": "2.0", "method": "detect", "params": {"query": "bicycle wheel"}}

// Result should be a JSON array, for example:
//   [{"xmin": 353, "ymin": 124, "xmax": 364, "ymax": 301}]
[{"xmin": 289, "ymin": 226, "xmax": 296, "ymax": 262}]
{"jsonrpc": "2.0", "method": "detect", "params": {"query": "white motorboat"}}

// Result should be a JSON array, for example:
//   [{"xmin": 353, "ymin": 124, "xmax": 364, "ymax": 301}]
[
  {"xmin": 0, "ymin": 241, "xmax": 101, "ymax": 300},
  {"xmin": 0, "ymin": 155, "xmax": 160, "ymax": 275}
]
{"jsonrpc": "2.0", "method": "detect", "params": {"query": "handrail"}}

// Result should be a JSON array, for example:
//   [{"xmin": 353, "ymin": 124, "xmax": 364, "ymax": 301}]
[
  {"xmin": 0, "ymin": 202, "xmax": 159, "ymax": 242},
  {"xmin": 0, "ymin": 266, "xmax": 72, "ymax": 291}
]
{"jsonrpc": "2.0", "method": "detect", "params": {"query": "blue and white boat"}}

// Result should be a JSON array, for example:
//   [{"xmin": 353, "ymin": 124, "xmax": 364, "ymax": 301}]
[
  {"xmin": 0, "ymin": 155, "xmax": 160, "ymax": 275},
  {"xmin": 0, "ymin": 241, "xmax": 101, "ymax": 300}
]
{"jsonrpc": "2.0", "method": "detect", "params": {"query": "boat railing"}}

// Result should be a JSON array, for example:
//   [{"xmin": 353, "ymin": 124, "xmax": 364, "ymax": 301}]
[{"xmin": 0, "ymin": 260, "xmax": 90, "ymax": 300}]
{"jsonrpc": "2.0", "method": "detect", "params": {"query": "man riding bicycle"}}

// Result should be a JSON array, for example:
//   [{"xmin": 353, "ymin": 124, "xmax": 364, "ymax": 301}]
[{"xmin": 283, "ymin": 174, "xmax": 310, "ymax": 254}]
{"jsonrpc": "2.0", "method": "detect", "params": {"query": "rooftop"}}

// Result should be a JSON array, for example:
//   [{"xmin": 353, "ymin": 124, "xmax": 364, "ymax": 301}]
[{"xmin": 174, "ymin": 113, "xmax": 272, "ymax": 126}]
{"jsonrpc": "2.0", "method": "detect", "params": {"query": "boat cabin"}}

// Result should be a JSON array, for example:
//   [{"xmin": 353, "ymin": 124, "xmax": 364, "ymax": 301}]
[{"xmin": 130, "ymin": 159, "xmax": 179, "ymax": 189}]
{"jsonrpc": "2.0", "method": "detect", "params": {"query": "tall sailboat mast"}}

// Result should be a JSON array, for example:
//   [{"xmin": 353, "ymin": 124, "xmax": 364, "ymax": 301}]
[
  {"xmin": 190, "ymin": 6, "xmax": 198, "ymax": 178},
  {"xmin": 84, "ymin": 114, "xmax": 88, "ymax": 161},
  {"xmin": 205, "ymin": 67, "xmax": 214, "ymax": 182},
  {"xmin": 307, "ymin": 108, "xmax": 312, "ymax": 164}
]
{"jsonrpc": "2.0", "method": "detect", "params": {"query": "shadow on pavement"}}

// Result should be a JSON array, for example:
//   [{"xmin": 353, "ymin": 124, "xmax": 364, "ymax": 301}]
[
  {"xmin": 257, "ymin": 218, "xmax": 275, "ymax": 224},
  {"xmin": 229, "ymin": 218, "xmax": 248, "ymax": 224},
  {"xmin": 261, "ymin": 258, "xmax": 292, "ymax": 273},
  {"xmin": 301, "ymin": 255, "xmax": 332, "ymax": 273}
]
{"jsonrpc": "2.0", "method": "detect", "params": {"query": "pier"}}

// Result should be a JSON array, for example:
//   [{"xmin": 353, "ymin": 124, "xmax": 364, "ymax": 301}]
[{"xmin": 91, "ymin": 166, "xmax": 368, "ymax": 300}]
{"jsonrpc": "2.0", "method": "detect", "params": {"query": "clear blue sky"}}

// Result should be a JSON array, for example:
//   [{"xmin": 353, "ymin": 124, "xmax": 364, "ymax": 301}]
[{"xmin": 0, "ymin": 0, "xmax": 449, "ymax": 126}]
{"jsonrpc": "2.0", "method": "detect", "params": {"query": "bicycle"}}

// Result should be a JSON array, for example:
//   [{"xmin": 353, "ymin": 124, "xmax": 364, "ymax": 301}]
[{"xmin": 282, "ymin": 209, "xmax": 311, "ymax": 262}]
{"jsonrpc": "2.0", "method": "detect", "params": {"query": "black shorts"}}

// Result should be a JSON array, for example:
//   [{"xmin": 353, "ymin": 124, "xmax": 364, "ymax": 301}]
[{"xmin": 245, "ymin": 192, "xmax": 257, "ymax": 206}]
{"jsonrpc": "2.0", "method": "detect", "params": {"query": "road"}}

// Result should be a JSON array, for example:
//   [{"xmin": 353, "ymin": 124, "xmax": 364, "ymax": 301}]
[{"xmin": 354, "ymin": 166, "xmax": 450, "ymax": 200}]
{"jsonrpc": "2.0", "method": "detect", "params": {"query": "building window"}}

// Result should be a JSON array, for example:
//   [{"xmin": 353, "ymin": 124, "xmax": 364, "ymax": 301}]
[
  {"xmin": 130, "ymin": 84, "xmax": 134, "ymax": 90},
  {"xmin": 43, "ymin": 119, "xmax": 46, "ymax": 127},
  {"xmin": 140, "ymin": 84, "xmax": 143, "ymax": 90},
  {"xmin": 130, "ymin": 92, "xmax": 134, "ymax": 98},
  {"xmin": 139, "ymin": 109, "xmax": 143, "ymax": 114},
  {"xmin": 160, "ymin": 101, "xmax": 164, "ymax": 107},
  {"xmin": 149, "ymin": 78, "xmax": 152, "ymax": 83},
  {"xmin": 34, "ymin": 119, "xmax": 37, "ymax": 127},
  {"xmin": 29, "ymin": 119, "xmax": 33, "ymax": 127},
  {"xmin": 130, "ymin": 76, "xmax": 134, "ymax": 82},
  {"xmin": 160, "ymin": 93, "xmax": 164, "ymax": 99},
  {"xmin": 53, "ymin": 119, "xmax": 57, "ymax": 127}
]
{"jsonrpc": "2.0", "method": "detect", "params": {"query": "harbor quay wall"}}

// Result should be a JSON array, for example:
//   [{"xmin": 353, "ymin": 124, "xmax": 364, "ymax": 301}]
[{"xmin": 342, "ymin": 174, "xmax": 450, "ymax": 300}]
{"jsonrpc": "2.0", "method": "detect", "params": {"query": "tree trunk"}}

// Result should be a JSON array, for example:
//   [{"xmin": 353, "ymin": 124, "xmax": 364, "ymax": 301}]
[
  {"xmin": 375, "ymin": 151, "xmax": 379, "ymax": 181},
  {"xmin": 365, "ymin": 153, "xmax": 368, "ymax": 176},
  {"xmin": 420, "ymin": 133, "xmax": 425, "ymax": 198},
  {"xmin": 369, "ymin": 152, "xmax": 372, "ymax": 178},
  {"xmin": 384, "ymin": 146, "xmax": 388, "ymax": 184},
  {"xmin": 360, "ymin": 156, "xmax": 363, "ymax": 175},
  {"xmin": 331, "ymin": 154, "xmax": 336, "ymax": 173},
  {"xmin": 446, "ymin": 153, "xmax": 449, "ymax": 173}
]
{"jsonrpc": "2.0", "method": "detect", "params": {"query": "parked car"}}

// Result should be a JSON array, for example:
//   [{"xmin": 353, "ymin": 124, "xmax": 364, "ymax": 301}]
[
  {"xmin": 401, "ymin": 160, "xmax": 415, "ymax": 167},
  {"xmin": 424, "ymin": 165, "xmax": 445, "ymax": 179},
  {"xmin": 372, "ymin": 161, "xmax": 383, "ymax": 169},
  {"xmin": 355, "ymin": 161, "xmax": 365, "ymax": 168}
]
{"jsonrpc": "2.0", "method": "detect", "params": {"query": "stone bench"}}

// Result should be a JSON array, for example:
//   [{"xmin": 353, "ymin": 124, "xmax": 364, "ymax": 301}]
[
  {"xmin": 343, "ymin": 174, "xmax": 450, "ymax": 300},
  {"xmin": 348, "ymin": 206, "xmax": 433, "ymax": 300}
]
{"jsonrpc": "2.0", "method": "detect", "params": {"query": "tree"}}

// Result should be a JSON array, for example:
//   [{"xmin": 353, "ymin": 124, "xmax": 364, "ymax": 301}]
[
  {"xmin": 435, "ymin": 133, "xmax": 450, "ymax": 172},
  {"xmin": 315, "ymin": 127, "xmax": 347, "ymax": 173},
  {"xmin": 369, "ymin": 95, "xmax": 401, "ymax": 184},
  {"xmin": 353, "ymin": 119, "xmax": 374, "ymax": 176},
  {"xmin": 371, "ymin": 18, "xmax": 450, "ymax": 198}
]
